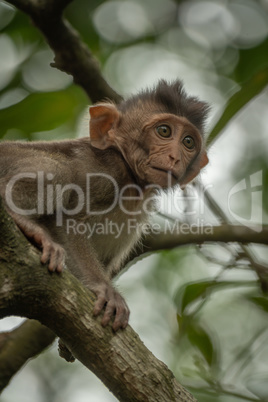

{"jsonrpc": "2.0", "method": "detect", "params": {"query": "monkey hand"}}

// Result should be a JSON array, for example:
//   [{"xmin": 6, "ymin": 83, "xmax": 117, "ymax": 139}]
[
  {"xmin": 92, "ymin": 283, "xmax": 130, "ymax": 331},
  {"xmin": 39, "ymin": 234, "xmax": 66, "ymax": 273},
  {"xmin": 22, "ymin": 225, "xmax": 65, "ymax": 273},
  {"xmin": 26, "ymin": 227, "xmax": 66, "ymax": 273}
]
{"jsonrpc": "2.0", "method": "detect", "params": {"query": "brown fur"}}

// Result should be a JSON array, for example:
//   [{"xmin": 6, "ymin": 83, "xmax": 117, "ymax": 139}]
[{"xmin": 0, "ymin": 80, "xmax": 209, "ymax": 331}]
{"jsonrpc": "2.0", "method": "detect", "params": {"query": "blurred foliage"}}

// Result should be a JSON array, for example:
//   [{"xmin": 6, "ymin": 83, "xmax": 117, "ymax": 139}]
[
  {"xmin": 0, "ymin": 0, "xmax": 268, "ymax": 402},
  {"xmin": 141, "ymin": 247, "xmax": 268, "ymax": 402},
  {"xmin": 0, "ymin": 87, "xmax": 86, "ymax": 140},
  {"xmin": 207, "ymin": 66, "xmax": 268, "ymax": 146}
]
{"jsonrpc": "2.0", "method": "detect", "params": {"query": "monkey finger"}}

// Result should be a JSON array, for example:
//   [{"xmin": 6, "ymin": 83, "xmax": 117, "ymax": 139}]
[
  {"xmin": 112, "ymin": 319, "xmax": 128, "ymax": 332},
  {"xmin": 48, "ymin": 256, "xmax": 58, "ymax": 272},
  {"xmin": 57, "ymin": 259, "xmax": 66, "ymax": 273},
  {"xmin": 112, "ymin": 304, "xmax": 130, "ymax": 332},
  {"xmin": 40, "ymin": 245, "xmax": 51, "ymax": 266},
  {"xmin": 53, "ymin": 247, "xmax": 66, "ymax": 273},
  {"xmin": 101, "ymin": 300, "xmax": 117, "ymax": 327},
  {"xmin": 93, "ymin": 294, "xmax": 107, "ymax": 317},
  {"xmin": 40, "ymin": 241, "xmax": 65, "ymax": 272},
  {"xmin": 48, "ymin": 245, "xmax": 65, "ymax": 272}
]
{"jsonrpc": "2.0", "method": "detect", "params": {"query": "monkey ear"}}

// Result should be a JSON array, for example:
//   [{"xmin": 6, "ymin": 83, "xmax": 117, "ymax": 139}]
[
  {"xmin": 89, "ymin": 104, "xmax": 120, "ymax": 150},
  {"xmin": 180, "ymin": 152, "xmax": 209, "ymax": 188}
]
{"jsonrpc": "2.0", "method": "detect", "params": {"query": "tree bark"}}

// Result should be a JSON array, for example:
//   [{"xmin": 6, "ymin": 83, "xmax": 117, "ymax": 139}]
[
  {"xmin": 0, "ymin": 199, "xmax": 196, "ymax": 401},
  {"xmin": 0, "ymin": 320, "xmax": 55, "ymax": 390}
]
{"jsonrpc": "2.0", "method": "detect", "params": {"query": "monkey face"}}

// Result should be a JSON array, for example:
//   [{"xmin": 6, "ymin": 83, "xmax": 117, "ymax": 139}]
[
  {"xmin": 112, "ymin": 113, "xmax": 208, "ymax": 189},
  {"xmin": 137, "ymin": 114, "xmax": 204, "ymax": 188}
]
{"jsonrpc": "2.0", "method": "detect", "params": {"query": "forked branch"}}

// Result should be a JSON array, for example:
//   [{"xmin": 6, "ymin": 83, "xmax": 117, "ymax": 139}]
[{"xmin": 6, "ymin": 0, "xmax": 122, "ymax": 104}]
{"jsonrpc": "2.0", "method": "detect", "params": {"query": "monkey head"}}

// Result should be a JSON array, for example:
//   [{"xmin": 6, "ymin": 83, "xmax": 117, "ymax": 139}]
[{"xmin": 89, "ymin": 80, "xmax": 209, "ymax": 189}]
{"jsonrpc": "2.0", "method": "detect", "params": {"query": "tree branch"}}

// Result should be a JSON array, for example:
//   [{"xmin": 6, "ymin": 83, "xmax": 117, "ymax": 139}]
[
  {"xmin": 125, "ymin": 224, "xmax": 268, "ymax": 268},
  {"xmin": 194, "ymin": 181, "xmax": 268, "ymax": 291},
  {"xmin": 144, "ymin": 224, "xmax": 268, "ymax": 250},
  {"xmin": 0, "ymin": 320, "xmax": 55, "ymax": 390},
  {"xmin": 6, "ymin": 0, "xmax": 122, "ymax": 104},
  {"xmin": 0, "ymin": 199, "xmax": 195, "ymax": 401},
  {"xmin": 125, "ymin": 219, "xmax": 268, "ymax": 281}
]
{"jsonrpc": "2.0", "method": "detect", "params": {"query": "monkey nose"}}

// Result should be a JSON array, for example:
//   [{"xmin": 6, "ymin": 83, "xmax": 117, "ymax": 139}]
[{"xmin": 169, "ymin": 154, "xmax": 180, "ymax": 165}]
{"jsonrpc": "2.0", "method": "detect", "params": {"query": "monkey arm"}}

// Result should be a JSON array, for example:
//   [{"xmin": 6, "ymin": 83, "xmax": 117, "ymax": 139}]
[
  {"xmin": 5, "ymin": 208, "xmax": 66, "ymax": 272},
  {"xmin": 0, "ymin": 153, "xmax": 73, "ymax": 273}
]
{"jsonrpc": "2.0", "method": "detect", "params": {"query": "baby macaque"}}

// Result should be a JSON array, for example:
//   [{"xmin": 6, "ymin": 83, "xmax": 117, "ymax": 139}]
[{"xmin": 0, "ymin": 80, "xmax": 209, "ymax": 331}]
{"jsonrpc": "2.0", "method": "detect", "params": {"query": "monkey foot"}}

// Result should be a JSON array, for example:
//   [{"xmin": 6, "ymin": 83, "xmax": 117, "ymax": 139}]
[{"xmin": 93, "ymin": 284, "xmax": 130, "ymax": 331}]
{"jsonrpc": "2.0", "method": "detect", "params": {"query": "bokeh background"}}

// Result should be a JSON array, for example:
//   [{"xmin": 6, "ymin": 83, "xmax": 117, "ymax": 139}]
[{"xmin": 0, "ymin": 0, "xmax": 268, "ymax": 401}]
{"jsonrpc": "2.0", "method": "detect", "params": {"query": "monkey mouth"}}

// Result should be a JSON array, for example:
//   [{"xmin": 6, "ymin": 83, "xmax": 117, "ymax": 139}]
[{"xmin": 151, "ymin": 166, "xmax": 179, "ymax": 182}]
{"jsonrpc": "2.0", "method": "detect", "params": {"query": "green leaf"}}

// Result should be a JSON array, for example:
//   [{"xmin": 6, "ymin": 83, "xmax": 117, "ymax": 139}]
[
  {"xmin": 0, "ymin": 86, "xmax": 86, "ymax": 139},
  {"xmin": 234, "ymin": 38, "xmax": 268, "ymax": 83},
  {"xmin": 207, "ymin": 67, "xmax": 268, "ymax": 147},
  {"xmin": 188, "ymin": 324, "xmax": 215, "ymax": 367},
  {"xmin": 175, "ymin": 280, "xmax": 257, "ymax": 316},
  {"xmin": 175, "ymin": 280, "xmax": 214, "ymax": 316},
  {"xmin": 249, "ymin": 296, "xmax": 268, "ymax": 313}
]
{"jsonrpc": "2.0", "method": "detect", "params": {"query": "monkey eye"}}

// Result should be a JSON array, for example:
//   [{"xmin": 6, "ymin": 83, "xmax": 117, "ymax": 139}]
[
  {"xmin": 156, "ymin": 125, "xmax": 171, "ymax": 138},
  {"xmin": 183, "ymin": 136, "xmax": 195, "ymax": 149}
]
